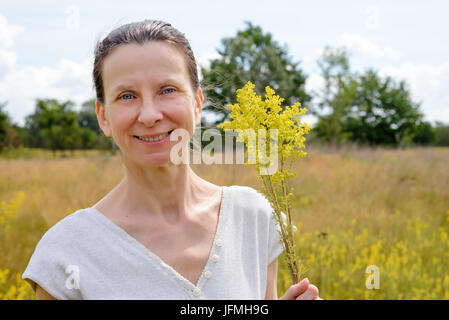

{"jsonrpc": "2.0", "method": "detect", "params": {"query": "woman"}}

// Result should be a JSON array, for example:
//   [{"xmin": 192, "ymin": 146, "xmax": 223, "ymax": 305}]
[{"xmin": 22, "ymin": 19, "xmax": 320, "ymax": 300}]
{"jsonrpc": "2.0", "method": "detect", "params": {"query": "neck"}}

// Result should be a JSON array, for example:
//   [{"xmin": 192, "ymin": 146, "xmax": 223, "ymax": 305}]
[{"xmin": 116, "ymin": 158, "xmax": 212, "ymax": 223}]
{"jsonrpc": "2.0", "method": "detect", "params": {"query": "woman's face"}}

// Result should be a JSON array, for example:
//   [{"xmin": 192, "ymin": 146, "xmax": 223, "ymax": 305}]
[{"xmin": 96, "ymin": 41, "xmax": 203, "ymax": 166}]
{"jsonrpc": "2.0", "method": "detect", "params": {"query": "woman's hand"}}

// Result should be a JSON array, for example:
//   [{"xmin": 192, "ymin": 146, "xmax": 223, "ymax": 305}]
[{"xmin": 279, "ymin": 278, "xmax": 323, "ymax": 300}]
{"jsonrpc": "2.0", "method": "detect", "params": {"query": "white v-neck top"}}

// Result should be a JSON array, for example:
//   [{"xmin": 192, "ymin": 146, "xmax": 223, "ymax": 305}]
[{"xmin": 22, "ymin": 185, "xmax": 289, "ymax": 300}]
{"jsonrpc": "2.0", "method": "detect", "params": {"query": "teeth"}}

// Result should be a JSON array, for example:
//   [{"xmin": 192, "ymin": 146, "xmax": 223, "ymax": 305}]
[{"xmin": 137, "ymin": 132, "xmax": 169, "ymax": 142}]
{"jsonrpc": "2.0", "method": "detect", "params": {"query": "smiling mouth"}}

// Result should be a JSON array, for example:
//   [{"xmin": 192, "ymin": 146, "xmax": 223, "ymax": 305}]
[{"xmin": 134, "ymin": 129, "xmax": 174, "ymax": 142}]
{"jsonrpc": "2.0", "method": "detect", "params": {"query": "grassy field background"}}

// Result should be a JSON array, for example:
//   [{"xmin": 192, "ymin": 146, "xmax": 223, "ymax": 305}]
[{"xmin": 1, "ymin": 144, "xmax": 448, "ymax": 299}]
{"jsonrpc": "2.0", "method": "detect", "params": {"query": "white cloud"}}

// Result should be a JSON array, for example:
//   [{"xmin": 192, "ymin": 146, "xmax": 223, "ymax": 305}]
[
  {"xmin": 379, "ymin": 62, "xmax": 449, "ymax": 124},
  {"xmin": 0, "ymin": 58, "xmax": 94, "ymax": 126},
  {"xmin": 0, "ymin": 14, "xmax": 24, "ymax": 49},
  {"xmin": 0, "ymin": 14, "xmax": 24, "ymax": 78},
  {"xmin": 197, "ymin": 51, "xmax": 221, "ymax": 81},
  {"xmin": 197, "ymin": 51, "xmax": 220, "ymax": 68},
  {"xmin": 0, "ymin": 49, "xmax": 17, "ymax": 77},
  {"xmin": 0, "ymin": 13, "xmax": 94, "ymax": 126},
  {"xmin": 302, "ymin": 34, "xmax": 449, "ymax": 125},
  {"xmin": 338, "ymin": 33, "xmax": 403, "ymax": 61},
  {"xmin": 305, "ymin": 70, "xmax": 324, "ymax": 91}
]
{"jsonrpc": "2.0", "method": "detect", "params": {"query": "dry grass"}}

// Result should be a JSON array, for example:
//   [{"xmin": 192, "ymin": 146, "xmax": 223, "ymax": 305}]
[{"xmin": 1, "ymin": 145, "xmax": 448, "ymax": 299}]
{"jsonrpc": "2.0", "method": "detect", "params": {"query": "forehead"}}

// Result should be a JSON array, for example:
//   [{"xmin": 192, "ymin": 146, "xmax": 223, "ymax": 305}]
[{"xmin": 102, "ymin": 41, "xmax": 189, "ymax": 93}]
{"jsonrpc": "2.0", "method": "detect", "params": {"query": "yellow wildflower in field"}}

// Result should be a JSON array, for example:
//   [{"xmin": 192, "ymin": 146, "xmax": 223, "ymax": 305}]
[
  {"xmin": 0, "ymin": 192, "xmax": 25, "ymax": 233},
  {"xmin": 275, "ymin": 216, "xmax": 437, "ymax": 299},
  {"xmin": 0, "ymin": 269, "xmax": 34, "ymax": 300},
  {"xmin": 217, "ymin": 81, "xmax": 312, "ymax": 284}
]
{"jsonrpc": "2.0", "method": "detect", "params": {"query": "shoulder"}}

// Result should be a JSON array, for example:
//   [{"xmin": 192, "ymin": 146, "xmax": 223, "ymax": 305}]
[
  {"xmin": 22, "ymin": 209, "xmax": 93, "ymax": 299},
  {"xmin": 227, "ymin": 184, "xmax": 272, "ymax": 207},
  {"xmin": 24, "ymin": 208, "xmax": 100, "ymax": 269},
  {"xmin": 226, "ymin": 185, "xmax": 274, "ymax": 221},
  {"xmin": 36, "ymin": 209, "xmax": 94, "ymax": 248}
]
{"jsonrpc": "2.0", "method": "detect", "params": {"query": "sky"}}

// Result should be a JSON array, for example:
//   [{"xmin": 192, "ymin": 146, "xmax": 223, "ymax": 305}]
[{"xmin": 0, "ymin": 0, "xmax": 448, "ymax": 127}]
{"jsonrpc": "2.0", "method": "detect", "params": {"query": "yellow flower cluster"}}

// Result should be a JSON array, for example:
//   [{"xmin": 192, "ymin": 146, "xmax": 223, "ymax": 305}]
[
  {"xmin": 0, "ymin": 192, "xmax": 34, "ymax": 299},
  {"xmin": 0, "ymin": 269, "xmax": 34, "ymax": 300},
  {"xmin": 0, "ymin": 192, "xmax": 25, "ymax": 234},
  {"xmin": 217, "ymin": 81, "xmax": 312, "ymax": 284},
  {"xmin": 276, "ymin": 214, "xmax": 449, "ymax": 299},
  {"xmin": 217, "ymin": 81, "xmax": 312, "ymax": 182}
]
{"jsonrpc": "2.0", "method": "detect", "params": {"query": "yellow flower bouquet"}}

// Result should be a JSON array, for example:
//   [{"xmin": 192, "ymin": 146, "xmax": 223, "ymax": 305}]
[{"xmin": 217, "ymin": 81, "xmax": 312, "ymax": 285}]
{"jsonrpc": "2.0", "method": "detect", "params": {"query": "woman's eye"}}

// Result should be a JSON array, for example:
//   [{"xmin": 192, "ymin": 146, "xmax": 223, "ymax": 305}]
[
  {"xmin": 162, "ymin": 88, "xmax": 175, "ymax": 95},
  {"xmin": 119, "ymin": 93, "xmax": 134, "ymax": 100}
]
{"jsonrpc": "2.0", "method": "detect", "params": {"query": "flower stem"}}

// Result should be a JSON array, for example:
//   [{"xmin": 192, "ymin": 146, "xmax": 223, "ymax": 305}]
[{"xmin": 261, "ymin": 173, "xmax": 299, "ymax": 284}]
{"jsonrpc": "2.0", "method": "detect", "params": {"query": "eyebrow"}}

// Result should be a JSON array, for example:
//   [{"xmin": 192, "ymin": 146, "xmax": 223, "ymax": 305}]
[
  {"xmin": 111, "ymin": 78, "xmax": 183, "ymax": 95},
  {"xmin": 111, "ymin": 84, "xmax": 136, "ymax": 94}
]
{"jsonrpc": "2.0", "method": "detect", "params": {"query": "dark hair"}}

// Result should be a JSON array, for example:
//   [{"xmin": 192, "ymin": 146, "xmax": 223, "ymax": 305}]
[{"xmin": 92, "ymin": 19, "xmax": 200, "ymax": 104}]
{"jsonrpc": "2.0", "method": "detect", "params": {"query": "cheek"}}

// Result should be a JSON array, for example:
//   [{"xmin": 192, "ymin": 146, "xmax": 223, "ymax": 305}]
[
  {"xmin": 168, "ymin": 100, "xmax": 196, "ymax": 127},
  {"xmin": 110, "ymin": 108, "xmax": 139, "ymax": 132}
]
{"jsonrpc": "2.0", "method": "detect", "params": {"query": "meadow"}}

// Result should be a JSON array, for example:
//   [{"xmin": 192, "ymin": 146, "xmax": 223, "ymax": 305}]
[{"xmin": 0, "ymin": 144, "xmax": 448, "ymax": 299}]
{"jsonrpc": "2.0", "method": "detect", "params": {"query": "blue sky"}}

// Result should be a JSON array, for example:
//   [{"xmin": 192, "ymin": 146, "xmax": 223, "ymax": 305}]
[{"xmin": 1, "ymin": 0, "xmax": 448, "ymax": 126}]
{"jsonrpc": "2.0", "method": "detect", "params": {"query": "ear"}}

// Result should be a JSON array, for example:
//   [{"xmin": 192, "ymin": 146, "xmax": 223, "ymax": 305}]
[
  {"xmin": 194, "ymin": 88, "xmax": 204, "ymax": 126},
  {"xmin": 95, "ymin": 100, "xmax": 112, "ymax": 137}
]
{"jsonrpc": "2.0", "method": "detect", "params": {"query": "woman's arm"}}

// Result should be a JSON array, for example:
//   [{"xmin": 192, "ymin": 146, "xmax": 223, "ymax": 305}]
[
  {"xmin": 35, "ymin": 284, "xmax": 57, "ymax": 300},
  {"xmin": 265, "ymin": 258, "xmax": 279, "ymax": 299}
]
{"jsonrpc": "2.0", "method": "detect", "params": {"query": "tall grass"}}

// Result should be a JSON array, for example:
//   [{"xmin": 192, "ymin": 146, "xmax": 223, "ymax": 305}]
[{"xmin": 0, "ymin": 145, "xmax": 448, "ymax": 299}]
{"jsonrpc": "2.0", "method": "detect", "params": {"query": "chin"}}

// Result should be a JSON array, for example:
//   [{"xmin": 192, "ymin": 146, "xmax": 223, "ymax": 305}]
[{"xmin": 139, "ymin": 153, "xmax": 174, "ymax": 167}]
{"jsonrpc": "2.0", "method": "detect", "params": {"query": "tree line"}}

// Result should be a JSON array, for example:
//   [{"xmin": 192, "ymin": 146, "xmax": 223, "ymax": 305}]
[
  {"xmin": 1, "ymin": 21, "xmax": 448, "ymax": 154},
  {"xmin": 0, "ymin": 99, "xmax": 114, "ymax": 154}
]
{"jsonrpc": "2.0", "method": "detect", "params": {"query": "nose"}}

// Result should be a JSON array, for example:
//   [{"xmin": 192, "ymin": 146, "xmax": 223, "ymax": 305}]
[{"xmin": 137, "ymin": 96, "xmax": 163, "ymax": 127}]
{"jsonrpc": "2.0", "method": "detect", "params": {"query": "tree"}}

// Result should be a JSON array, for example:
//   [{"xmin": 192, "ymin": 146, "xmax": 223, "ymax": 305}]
[
  {"xmin": 313, "ymin": 47, "xmax": 424, "ymax": 147},
  {"xmin": 344, "ymin": 70, "xmax": 423, "ymax": 147},
  {"xmin": 78, "ymin": 98, "xmax": 116, "ymax": 151},
  {"xmin": 434, "ymin": 121, "xmax": 449, "ymax": 146},
  {"xmin": 313, "ymin": 47, "xmax": 358, "ymax": 145},
  {"xmin": 25, "ymin": 99, "xmax": 83, "ymax": 152},
  {"xmin": 412, "ymin": 121, "xmax": 437, "ymax": 145},
  {"xmin": 77, "ymin": 99, "xmax": 101, "ymax": 149},
  {"xmin": 0, "ymin": 103, "xmax": 9, "ymax": 151},
  {"xmin": 0, "ymin": 101, "xmax": 23, "ymax": 152},
  {"xmin": 200, "ymin": 21, "xmax": 310, "ymax": 126},
  {"xmin": 0, "ymin": 102, "xmax": 11, "ymax": 152},
  {"xmin": 78, "ymin": 99, "xmax": 102, "ymax": 135}
]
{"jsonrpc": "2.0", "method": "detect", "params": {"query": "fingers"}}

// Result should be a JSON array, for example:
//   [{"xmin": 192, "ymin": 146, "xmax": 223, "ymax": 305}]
[
  {"xmin": 296, "ymin": 284, "xmax": 319, "ymax": 300},
  {"xmin": 279, "ymin": 278, "xmax": 322, "ymax": 300},
  {"xmin": 279, "ymin": 278, "xmax": 309, "ymax": 300}
]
